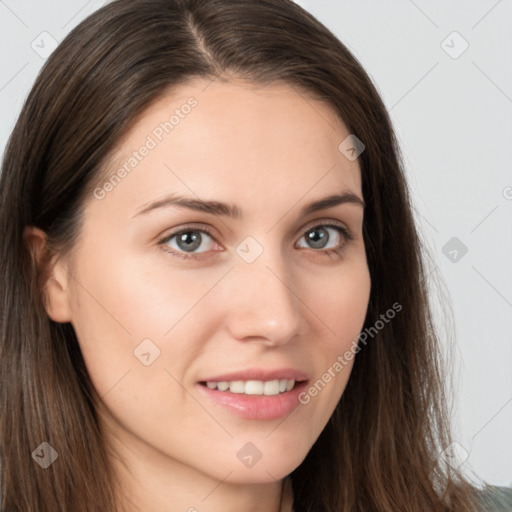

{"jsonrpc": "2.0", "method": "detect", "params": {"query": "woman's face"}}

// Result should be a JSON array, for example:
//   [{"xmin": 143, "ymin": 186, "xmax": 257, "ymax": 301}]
[{"xmin": 53, "ymin": 78, "xmax": 370, "ymax": 485}]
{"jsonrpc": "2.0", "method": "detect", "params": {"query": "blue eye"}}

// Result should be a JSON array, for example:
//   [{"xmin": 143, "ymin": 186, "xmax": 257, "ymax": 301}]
[
  {"xmin": 160, "ymin": 228, "xmax": 216, "ymax": 254},
  {"xmin": 296, "ymin": 224, "xmax": 353, "ymax": 252}
]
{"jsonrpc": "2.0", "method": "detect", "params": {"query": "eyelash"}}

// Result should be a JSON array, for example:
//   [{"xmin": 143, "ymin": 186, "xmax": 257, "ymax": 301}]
[{"xmin": 157, "ymin": 222, "xmax": 355, "ymax": 261}]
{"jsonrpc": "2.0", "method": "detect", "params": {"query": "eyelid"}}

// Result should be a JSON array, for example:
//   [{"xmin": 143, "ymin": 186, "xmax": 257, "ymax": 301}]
[
  {"xmin": 158, "ymin": 223, "xmax": 217, "ymax": 243},
  {"xmin": 299, "ymin": 218, "xmax": 355, "ymax": 241}
]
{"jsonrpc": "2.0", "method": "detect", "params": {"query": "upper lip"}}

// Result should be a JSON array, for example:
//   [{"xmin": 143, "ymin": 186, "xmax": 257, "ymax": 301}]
[{"xmin": 200, "ymin": 368, "xmax": 310, "ymax": 383}]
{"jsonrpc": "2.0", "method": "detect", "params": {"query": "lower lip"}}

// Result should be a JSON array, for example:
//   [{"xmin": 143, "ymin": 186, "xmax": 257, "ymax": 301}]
[{"xmin": 197, "ymin": 381, "xmax": 308, "ymax": 420}]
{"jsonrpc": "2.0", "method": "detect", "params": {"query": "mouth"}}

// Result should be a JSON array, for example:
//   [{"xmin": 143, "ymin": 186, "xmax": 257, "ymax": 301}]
[
  {"xmin": 197, "ymin": 370, "xmax": 309, "ymax": 420},
  {"xmin": 199, "ymin": 378, "xmax": 298, "ymax": 396}
]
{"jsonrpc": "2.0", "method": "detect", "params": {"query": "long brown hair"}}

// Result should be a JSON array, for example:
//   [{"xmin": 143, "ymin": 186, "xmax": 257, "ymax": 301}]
[{"xmin": 0, "ymin": 0, "xmax": 481, "ymax": 510}]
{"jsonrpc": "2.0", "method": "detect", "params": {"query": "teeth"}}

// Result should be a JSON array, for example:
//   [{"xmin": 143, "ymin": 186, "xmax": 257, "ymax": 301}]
[
  {"xmin": 204, "ymin": 379, "xmax": 296, "ymax": 395},
  {"xmin": 263, "ymin": 380, "xmax": 280, "ymax": 395},
  {"xmin": 229, "ymin": 380, "xmax": 245, "ymax": 393},
  {"xmin": 245, "ymin": 380, "xmax": 263, "ymax": 395}
]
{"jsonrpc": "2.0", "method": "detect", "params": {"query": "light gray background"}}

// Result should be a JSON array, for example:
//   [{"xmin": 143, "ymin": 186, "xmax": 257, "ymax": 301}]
[{"xmin": 1, "ymin": 0, "xmax": 511, "ymax": 487}]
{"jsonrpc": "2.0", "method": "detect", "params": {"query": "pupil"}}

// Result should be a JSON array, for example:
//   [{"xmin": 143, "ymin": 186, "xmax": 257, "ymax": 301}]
[{"xmin": 177, "ymin": 231, "xmax": 201, "ymax": 252}]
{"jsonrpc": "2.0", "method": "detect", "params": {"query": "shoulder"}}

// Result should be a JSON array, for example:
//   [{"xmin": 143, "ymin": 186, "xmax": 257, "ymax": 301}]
[{"xmin": 476, "ymin": 485, "xmax": 512, "ymax": 511}]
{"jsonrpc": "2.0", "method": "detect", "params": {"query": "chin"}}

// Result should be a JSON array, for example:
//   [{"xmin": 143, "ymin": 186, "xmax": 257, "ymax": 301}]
[{"xmin": 209, "ymin": 432, "xmax": 312, "ymax": 485}]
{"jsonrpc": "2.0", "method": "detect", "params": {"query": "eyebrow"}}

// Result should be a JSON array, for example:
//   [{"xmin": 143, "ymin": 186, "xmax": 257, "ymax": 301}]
[{"xmin": 133, "ymin": 191, "xmax": 365, "ymax": 220}]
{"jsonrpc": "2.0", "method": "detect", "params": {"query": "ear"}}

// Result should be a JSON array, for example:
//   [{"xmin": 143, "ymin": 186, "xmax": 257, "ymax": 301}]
[{"xmin": 23, "ymin": 226, "xmax": 73, "ymax": 323}]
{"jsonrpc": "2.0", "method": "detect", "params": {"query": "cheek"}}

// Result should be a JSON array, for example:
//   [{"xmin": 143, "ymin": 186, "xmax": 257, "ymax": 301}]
[
  {"xmin": 309, "ymin": 258, "xmax": 371, "ymax": 344},
  {"xmin": 300, "ymin": 259, "xmax": 370, "ymax": 403},
  {"xmin": 105, "ymin": 255, "xmax": 229, "ymax": 339},
  {"xmin": 68, "ymin": 248, "xmax": 228, "ymax": 394},
  {"xmin": 71, "ymin": 243, "xmax": 220, "ymax": 340}
]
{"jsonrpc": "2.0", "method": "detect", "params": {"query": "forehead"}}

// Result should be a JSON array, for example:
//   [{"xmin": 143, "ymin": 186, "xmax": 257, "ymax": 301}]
[{"xmin": 91, "ymin": 78, "xmax": 362, "ymax": 220}]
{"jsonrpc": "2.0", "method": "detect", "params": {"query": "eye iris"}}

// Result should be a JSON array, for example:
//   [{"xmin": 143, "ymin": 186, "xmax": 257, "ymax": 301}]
[
  {"xmin": 177, "ymin": 231, "xmax": 201, "ymax": 252},
  {"xmin": 306, "ymin": 227, "xmax": 328, "ymax": 249}
]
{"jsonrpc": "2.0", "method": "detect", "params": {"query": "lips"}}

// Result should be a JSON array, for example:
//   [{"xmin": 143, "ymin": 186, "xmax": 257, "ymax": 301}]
[{"xmin": 197, "ymin": 368, "xmax": 310, "ymax": 420}]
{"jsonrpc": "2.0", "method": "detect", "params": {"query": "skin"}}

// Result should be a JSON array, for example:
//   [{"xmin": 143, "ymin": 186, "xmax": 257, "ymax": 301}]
[{"xmin": 27, "ymin": 78, "xmax": 371, "ymax": 512}]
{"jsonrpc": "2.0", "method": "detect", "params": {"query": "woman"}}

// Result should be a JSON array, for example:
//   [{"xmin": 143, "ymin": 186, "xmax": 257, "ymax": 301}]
[{"xmin": 0, "ymin": 0, "xmax": 507, "ymax": 510}]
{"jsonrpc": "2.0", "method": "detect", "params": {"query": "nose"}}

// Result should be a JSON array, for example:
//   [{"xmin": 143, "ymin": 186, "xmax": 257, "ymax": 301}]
[{"xmin": 224, "ymin": 253, "xmax": 305, "ymax": 346}]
